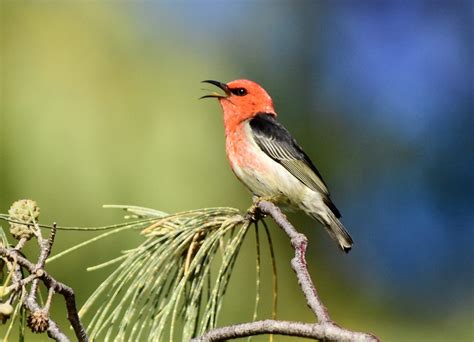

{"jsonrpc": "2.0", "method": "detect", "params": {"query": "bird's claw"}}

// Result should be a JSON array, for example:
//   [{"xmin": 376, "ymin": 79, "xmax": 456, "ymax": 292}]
[
  {"xmin": 246, "ymin": 196, "xmax": 274, "ymax": 222},
  {"xmin": 245, "ymin": 204, "xmax": 260, "ymax": 222}
]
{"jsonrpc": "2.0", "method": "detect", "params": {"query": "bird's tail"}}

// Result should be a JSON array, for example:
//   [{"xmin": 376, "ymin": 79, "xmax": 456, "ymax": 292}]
[
  {"xmin": 324, "ymin": 211, "xmax": 353, "ymax": 253},
  {"xmin": 309, "ymin": 210, "xmax": 353, "ymax": 253}
]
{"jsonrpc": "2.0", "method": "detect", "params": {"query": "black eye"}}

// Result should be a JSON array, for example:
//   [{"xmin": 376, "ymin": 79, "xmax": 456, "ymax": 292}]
[{"xmin": 230, "ymin": 87, "xmax": 248, "ymax": 96}]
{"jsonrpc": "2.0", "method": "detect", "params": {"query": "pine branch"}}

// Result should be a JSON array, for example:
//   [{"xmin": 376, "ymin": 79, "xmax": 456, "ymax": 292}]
[
  {"xmin": 192, "ymin": 200, "xmax": 378, "ymax": 342},
  {"xmin": 0, "ymin": 239, "xmax": 88, "ymax": 341},
  {"xmin": 0, "ymin": 210, "xmax": 88, "ymax": 342},
  {"xmin": 1, "ymin": 200, "xmax": 377, "ymax": 341}
]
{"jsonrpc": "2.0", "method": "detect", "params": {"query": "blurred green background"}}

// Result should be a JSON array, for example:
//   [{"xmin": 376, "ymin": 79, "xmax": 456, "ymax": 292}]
[{"xmin": 1, "ymin": 1, "xmax": 472, "ymax": 341}]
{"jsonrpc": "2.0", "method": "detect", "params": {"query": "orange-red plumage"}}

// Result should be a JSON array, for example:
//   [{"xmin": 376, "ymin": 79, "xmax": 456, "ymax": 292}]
[
  {"xmin": 217, "ymin": 80, "xmax": 277, "ymax": 173},
  {"xmin": 220, "ymin": 80, "xmax": 276, "ymax": 133}
]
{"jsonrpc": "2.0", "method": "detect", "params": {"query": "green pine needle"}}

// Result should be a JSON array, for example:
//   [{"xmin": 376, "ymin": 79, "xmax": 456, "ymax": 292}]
[
  {"xmin": 79, "ymin": 206, "xmax": 256, "ymax": 342},
  {"xmin": 0, "ymin": 204, "xmax": 279, "ymax": 341}
]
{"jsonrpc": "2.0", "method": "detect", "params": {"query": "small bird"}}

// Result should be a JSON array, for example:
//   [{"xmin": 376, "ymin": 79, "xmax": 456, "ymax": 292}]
[{"xmin": 201, "ymin": 79, "xmax": 353, "ymax": 252}]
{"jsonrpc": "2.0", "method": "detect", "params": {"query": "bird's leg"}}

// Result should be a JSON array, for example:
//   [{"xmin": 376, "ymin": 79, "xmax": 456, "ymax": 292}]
[
  {"xmin": 247, "ymin": 195, "xmax": 279, "ymax": 222},
  {"xmin": 245, "ymin": 203, "xmax": 261, "ymax": 222}
]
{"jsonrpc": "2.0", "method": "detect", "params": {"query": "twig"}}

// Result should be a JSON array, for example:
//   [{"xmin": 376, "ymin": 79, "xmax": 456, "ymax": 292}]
[
  {"xmin": 24, "ymin": 291, "xmax": 69, "ymax": 342},
  {"xmin": 0, "ymin": 223, "xmax": 89, "ymax": 342},
  {"xmin": 257, "ymin": 200, "xmax": 330, "ymax": 323},
  {"xmin": 192, "ymin": 200, "xmax": 378, "ymax": 341}
]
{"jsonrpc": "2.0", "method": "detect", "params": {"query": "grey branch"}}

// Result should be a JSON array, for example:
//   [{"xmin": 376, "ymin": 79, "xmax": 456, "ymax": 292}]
[
  {"xmin": 192, "ymin": 200, "xmax": 378, "ymax": 342},
  {"xmin": 192, "ymin": 319, "xmax": 376, "ymax": 341},
  {"xmin": 0, "ymin": 224, "xmax": 88, "ymax": 342}
]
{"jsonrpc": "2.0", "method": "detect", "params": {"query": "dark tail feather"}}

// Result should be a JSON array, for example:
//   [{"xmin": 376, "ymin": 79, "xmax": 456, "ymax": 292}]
[{"xmin": 322, "ymin": 212, "xmax": 353, "ymax": 253}]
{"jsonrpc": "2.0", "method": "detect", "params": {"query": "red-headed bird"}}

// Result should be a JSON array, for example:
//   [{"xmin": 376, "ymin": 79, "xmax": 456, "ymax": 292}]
[{"xmin": 202, "ymin": 79, "xmax": 353, "ymax": 252}]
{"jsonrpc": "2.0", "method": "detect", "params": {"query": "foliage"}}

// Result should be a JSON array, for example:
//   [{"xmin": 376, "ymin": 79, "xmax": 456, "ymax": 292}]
[
  {"xmin": 1, "ymin": 201, "xmax": 278, "ymax": 341},
  {"xmin": 79, "ymin": 206, "xmax": 252, "ymax": 341}
]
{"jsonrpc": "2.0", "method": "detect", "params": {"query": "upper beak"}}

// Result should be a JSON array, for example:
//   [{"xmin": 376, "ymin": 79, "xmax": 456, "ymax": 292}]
[{"xmin": 200, "ymin": 80, "xmax": 231, "ymax": 99}]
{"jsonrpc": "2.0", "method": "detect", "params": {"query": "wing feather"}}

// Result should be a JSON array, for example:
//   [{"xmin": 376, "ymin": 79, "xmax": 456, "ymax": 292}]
[
  {"xmin": 249, "ymin": 113, "xmax": 330, "ymax": 196},
  {"xmin": 249, "ymin": 113, "xmax": 341, "ymax": 219},
  {"xmin": 250, "ymin": 113, "xmax": 341, "ymax": 218}
]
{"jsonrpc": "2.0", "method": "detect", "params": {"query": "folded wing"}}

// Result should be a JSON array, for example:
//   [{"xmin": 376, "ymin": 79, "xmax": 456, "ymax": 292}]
[{"xmin": 249, "ymin": 113, "xmax": 341, "ymax": 218}]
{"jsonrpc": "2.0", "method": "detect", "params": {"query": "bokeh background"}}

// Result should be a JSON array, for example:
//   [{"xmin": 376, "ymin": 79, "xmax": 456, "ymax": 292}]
[{"xmin": 1, "ymin": 1, "xmax": 472, "ymax": 341}]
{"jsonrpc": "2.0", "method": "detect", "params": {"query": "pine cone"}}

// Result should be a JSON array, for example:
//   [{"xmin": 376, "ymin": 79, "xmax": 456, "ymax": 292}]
[
  {"xmin": 27, "ymin": 310, "xmax": 49, "ymax": 333},
  {"xmin": 8, "ymin": 199, "xmax": 40, "ymax": 240}
]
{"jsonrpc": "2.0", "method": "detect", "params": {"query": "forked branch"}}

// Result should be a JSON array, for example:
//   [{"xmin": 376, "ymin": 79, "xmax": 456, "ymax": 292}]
[
  {"xmin": 0, "ymin": 218, "xmax": 88, "ymax": 342},
  {"xmin": 192, "ymin": 200, "xmax": 378, "ymax": 342}
]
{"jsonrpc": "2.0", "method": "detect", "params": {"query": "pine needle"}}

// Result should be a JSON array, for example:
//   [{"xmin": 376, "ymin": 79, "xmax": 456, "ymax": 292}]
[
  {"xmin": 262, "ymin": 220, "xmax": 278, "ymax": 320},
  {"xmin": 0, "ymin": 203, "xmax": 279, "ymax": 341},
  {"xmin": 2, "ymin": 289, "xmax": 26, "ymax": 342},
  {"xmin": 80, "ymin": 206, "xmax": 252, "ymax": 341},
  {"xmin": 254, "ymin": 222, "xmax": 261, "ymax": 321}
]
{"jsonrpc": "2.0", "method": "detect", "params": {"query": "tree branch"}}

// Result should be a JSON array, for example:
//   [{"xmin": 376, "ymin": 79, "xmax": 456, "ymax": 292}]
[
  {"xmin": 192, "ymin": 200, "xmax": 378, "ymax": 341},
  {"xmin": 192, "ymin": 319, "xmax": 376, "ymax": 341},
  {"xmin": 258, "ymin": 200, "xmax": 331, "ymax": 323},
  {"xmin": 0, "ymin": 224, "xmax": 88, "ymax": 342}
]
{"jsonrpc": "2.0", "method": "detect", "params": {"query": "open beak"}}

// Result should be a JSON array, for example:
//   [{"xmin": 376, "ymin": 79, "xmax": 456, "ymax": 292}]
[{"xmin": 200, "ymin": 80, "xmax": 231, "ymax": 99}]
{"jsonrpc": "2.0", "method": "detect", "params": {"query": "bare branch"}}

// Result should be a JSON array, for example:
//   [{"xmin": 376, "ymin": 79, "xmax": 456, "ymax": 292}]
[
  {"xmin": 0, "ymin": 226, "xmax": 88, "ymax": 342},
  {"xmin": 192, "ymin": 319, "xmax": 377, "ymax": 341},
  {"xmin": 257, "ymin": 200, "xmax": 331, "ymax": 323},
  {"xmin": 24, "ymin": 291, "xmax": 69, "ymax": 342}
]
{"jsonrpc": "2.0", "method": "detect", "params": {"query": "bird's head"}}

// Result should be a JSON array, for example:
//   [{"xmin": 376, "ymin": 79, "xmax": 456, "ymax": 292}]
[{"xmin": 201, "ymin": 79, "xmax": 276, "ymax": 125}]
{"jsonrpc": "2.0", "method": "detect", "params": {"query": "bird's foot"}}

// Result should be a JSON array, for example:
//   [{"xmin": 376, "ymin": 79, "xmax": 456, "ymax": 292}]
[
  {"xmin": 247, "ymin": 195, "xmax": 279, "ymax": 222},
  {"xmin": 245, "ymin": 203, "xmax": 261, "ymax": 222}
]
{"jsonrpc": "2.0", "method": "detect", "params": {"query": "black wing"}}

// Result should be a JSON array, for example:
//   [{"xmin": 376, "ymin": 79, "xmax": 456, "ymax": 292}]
[{"xmin": 249, "ymin": 113, "xmax": 341, "ymax": 218}]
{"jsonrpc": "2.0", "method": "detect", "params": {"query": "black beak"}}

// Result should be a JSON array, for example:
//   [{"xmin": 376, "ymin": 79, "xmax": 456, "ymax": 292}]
[{"xmin": 200, "ymin": 80, "xmax": 231, "ymax": 99}]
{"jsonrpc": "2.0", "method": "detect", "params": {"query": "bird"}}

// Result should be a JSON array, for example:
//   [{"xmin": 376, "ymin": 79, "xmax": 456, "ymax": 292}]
[{"xmin": 201, "ymin": 79, "xmax": 353, "ymax": 252}]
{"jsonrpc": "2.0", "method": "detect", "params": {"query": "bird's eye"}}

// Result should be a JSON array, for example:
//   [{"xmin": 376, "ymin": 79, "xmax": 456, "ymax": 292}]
[{"xmin": 230, "ymin": 87, "xmax": 248, "ymax": 96}]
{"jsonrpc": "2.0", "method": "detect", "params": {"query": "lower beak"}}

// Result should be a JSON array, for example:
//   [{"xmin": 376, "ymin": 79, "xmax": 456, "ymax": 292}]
[{"xmin": 200, "ymin": 80, "xmax": 231, "ymax": 99}]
